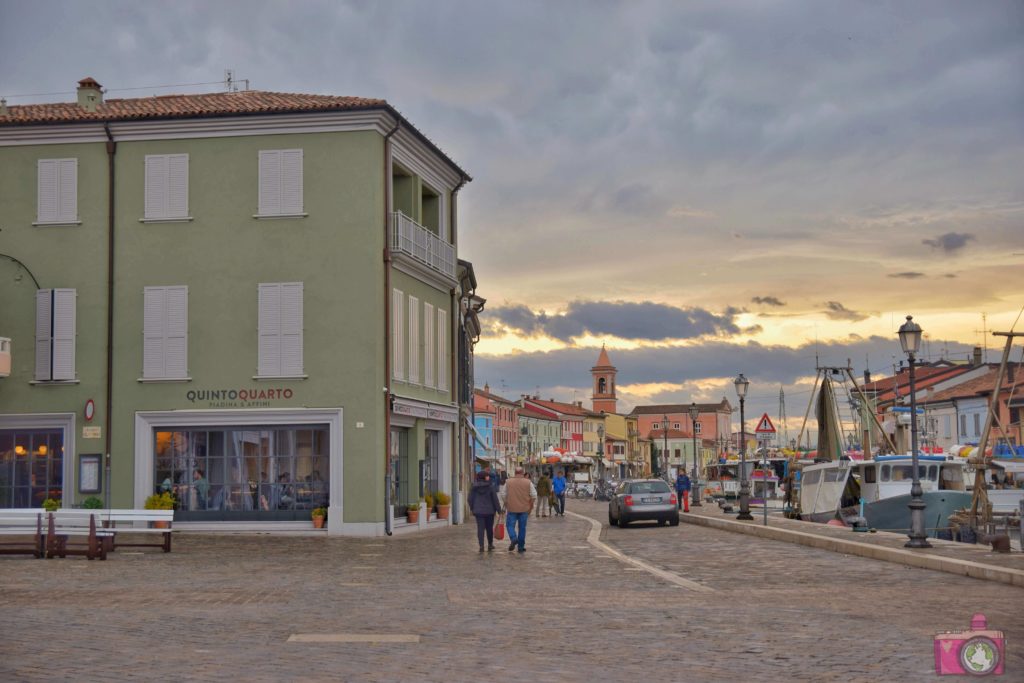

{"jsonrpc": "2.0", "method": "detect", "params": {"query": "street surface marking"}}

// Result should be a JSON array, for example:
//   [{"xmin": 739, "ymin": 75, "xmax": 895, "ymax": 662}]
[
  {"xmin": 288, "ymin": 634, "xmax": 420, "ymax": 643},
  {"xmin": 567, "ymin": 511, "xmax": 715, "ymax": 593}
]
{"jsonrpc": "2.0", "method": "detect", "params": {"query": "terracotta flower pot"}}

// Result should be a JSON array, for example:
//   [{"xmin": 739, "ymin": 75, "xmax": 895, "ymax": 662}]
[
  {"xmin": 406, "ymin": 508, "xmax": 420, "ymax": 524},
  {"xmin": 312, "ymin": 516, "xmax": 325, "ymax": 529},
  {"xmin": 436, "ymin": 504, "xmax": 450, "ymax": 520},
  {"xmin": 153, "ymin": 520, "xmax": 170, "ymax": 529}
]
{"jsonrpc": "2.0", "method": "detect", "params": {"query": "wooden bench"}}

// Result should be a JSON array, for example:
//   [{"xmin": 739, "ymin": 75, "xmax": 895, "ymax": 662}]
[
  {"xmin": 0, "ymin": 510, "xmax": 45, "ymax": 558},
  {"xmin": 92, "ymin": 509, "xmax": 175, "ymax": 553},
  {"xmin": 45, "ymin": 511, "xmax": 114, "ymax": 560}
]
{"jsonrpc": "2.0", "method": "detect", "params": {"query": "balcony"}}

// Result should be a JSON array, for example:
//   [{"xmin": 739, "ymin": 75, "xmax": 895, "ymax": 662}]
[{"xmin": 391, "ymin": 211, "xmax": 456, "ymax": 281}]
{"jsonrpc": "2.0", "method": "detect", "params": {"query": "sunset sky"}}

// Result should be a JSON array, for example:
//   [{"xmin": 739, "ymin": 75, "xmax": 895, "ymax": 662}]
[{"xmin": 2, "ymin": 0, "xmax": 1021, "ymax": 429}]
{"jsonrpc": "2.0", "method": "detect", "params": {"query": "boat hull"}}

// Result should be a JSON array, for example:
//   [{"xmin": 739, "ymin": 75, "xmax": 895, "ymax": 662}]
[{"xmin": 856, "ymin": 491, "xmax": 972, "ymax": 536}]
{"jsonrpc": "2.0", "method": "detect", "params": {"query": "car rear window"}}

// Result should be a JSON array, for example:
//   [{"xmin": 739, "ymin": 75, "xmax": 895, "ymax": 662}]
[{"xmin": 629, "ymin": 481, "xmax": 670, "ymax": 494}]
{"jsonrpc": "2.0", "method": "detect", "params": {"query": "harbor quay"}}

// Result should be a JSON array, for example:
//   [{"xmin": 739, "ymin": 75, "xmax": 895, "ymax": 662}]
[{"xmin": 3, "ymin": 500, "xmax": 1022, "ymax": 682}]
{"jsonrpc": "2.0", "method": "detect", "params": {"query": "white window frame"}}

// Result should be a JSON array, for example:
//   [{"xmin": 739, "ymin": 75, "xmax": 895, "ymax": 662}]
[
  {"xmin": 35, "ymin": 158, "xmax": 79, "ymax": 225},
  {"xmin": 407, "ymin": 295, "xmax": 419, "ymax": 385},
  {"xmin": 34, "ymin": 288, "xmax": 77, "ymax": 382},
  {"xmin": 257, "ymin": 282, "xmax": 305, "ymax": 379},
  {"xmin": 142, "ymin": 286, "xmax": 190, "ymax": 381},
  {"xmin": 256, "ymin": 149, "xmax": 306, "ymax": 218},
  {"xmin": 392, "ymin": 289, "xmax": 405, "ymax": 381},
  {"xmin": 142, "ymin": 153, "xmax": 191, "ymax": 222},
  {"xmin": 424, "ymin": 302, "xmax": 435, "ymax": 388},
  {"xmin": 437, "ymin": 307, "xmax": 448, "ymax": 391}
]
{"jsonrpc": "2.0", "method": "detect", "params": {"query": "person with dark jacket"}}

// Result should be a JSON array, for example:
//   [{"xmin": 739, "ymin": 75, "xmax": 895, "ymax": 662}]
[
  {"xmin": 675, "ymin": 471, "xmax": 691, "ymax": 512},
  {"xmin": 468, "ymin": 471, "xmax": 502, "ymax": 552},
  {"xmin": 536, "ymin": 473, "xmax": 552, "ymax": 517}
]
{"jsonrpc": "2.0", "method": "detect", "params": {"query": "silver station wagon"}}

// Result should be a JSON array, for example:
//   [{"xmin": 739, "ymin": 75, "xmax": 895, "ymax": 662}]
[{"xmin": 608, "ymin": 479, "xmax": 679, "ymax": 527}]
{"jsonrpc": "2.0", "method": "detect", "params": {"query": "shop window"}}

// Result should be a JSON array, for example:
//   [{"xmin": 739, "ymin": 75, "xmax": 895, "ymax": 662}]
[{"xmin": 0, "ymin": 429, "xmax": 63, "ymax": 508}]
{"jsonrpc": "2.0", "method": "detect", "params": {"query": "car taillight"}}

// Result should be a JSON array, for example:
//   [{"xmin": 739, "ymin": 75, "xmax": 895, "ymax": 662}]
[
  {"xmin": 670, "ymin": 493, "xmax": 677, "ymax": 505},
  {"xmin": 624, "ymin": 495, "xmax": 634, "ymax": 506}
]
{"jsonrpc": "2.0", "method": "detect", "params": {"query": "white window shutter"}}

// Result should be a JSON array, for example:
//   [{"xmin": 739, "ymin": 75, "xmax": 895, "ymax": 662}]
[
  {"xmin": 167, "ymin": 154, "xmax": 189, "ymax": 218},
  {"xmin": 279, "ymin": 283, "xmax": 303, "ymax": 376},
  {"xmin": 143, "ymin": 287, "xmax": 167, "ymax": 378},
  {"xmin": 408, "ymin": 296, "xmax": 419, "ymax": 384},
  {"xmin": 424, "ymin": 302, "xmax": 434, "ymax": 388},
  {"xmin": 37, "ymin": 160, "xmax": 58, "ymax": 223},
  {"xmin": 35, "ymin": 289, "xmax": 52, "ymax": 380},
  {"xmin": 437, "ymin": 308, "xmax": 448, "ymax": 390},
  {"xmin": 281, "ymin": 149, "xmax": 303, "ymax": 214},
  {"xmin": 144, "ymin": 155, "xmax": 168, "ymax": 219},
  {"xmin": 392, "ymin": 289, "xmax": 404, "ymax": 381},
  {"xmin": 258, "ymin": 283, "xmax": 281, "ymax": 376},
  {"xmin": 258, "ymin": 150, "xmax": 281, "ymax": 216},
  {"xmin": 165, "ymin": 286, "xmax": 188, "ymax": 377},
  {"xmin": 51, "ymin": 289, "xmax": 76, "ymax": 380},
  {"xmin": 58, "ymin": 159, "xmax": 77, "ymax": 222}
]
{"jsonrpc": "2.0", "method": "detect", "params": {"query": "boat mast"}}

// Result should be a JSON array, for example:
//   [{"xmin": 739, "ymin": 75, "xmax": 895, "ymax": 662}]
[{"xmin": 842, "ymin": 367, "xmax": 898, "ymax": 455}]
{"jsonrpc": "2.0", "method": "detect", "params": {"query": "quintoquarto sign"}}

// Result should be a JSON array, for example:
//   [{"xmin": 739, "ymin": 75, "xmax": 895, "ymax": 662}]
[{"xmin": 186, "ymin": 388, "xmax": 295, "ymax": 407}]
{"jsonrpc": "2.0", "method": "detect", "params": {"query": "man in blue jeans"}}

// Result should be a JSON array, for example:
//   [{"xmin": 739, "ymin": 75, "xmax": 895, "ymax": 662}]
[
  {"xmin": 552, "ymin": 469, "xmax": 568, "ymax": 516},
  {"xmin": 501, "ymin": 467, "xmax": 537, "ymax": 552}
]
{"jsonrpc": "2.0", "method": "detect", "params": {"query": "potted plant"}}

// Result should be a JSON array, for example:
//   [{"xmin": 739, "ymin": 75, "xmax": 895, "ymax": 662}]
[
  {"xmin": 406, "ymin": 501, "xmax": 421, "ymax": 524},
  {"xmin": 311, "ymin": 506, "xmax": 327, "ymax": 529},
  {"xmin": 423, "ymin": 492, "xmax": 434, "ymax": 518},
  {"xmin": 42, "ymin": 498, "xmax": 60, "ymax": 512},
  {"xmin": 435, "ymin": 491, "xmax": 451, "ymax": 520},
  {"xmin": 145, "ymin": 491, "xmax": 175, "ymax": 528},
  {"xmin": 83, "ymin": 496, "xmax": 103, "ymax": 510}
]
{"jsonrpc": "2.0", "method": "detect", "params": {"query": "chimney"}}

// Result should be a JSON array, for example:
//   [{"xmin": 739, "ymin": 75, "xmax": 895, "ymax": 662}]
[
  {"xmin": 0, "ymin": 98, "xmax": 7, "ymax": 117},
  {"xmin": 972, "ymin": 346, "xmax": 982, "ymax": 367},
  {"xmin": 77, "ymin": 77, "xmax": 103, "ymax": 112}
]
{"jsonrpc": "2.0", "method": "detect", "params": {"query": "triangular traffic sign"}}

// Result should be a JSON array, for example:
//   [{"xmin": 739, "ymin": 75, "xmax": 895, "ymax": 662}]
[{"xmin": 754, "ymin": 413, "xmax": 776, "ymax": 434}]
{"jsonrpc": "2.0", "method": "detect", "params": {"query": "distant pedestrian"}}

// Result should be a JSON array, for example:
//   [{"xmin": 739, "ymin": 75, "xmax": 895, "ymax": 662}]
[
  {"xmin": 501, "ymin": 467, "xmax": 537, "ymax": 553},
  {"xmin": 484, "ymin": 464, "xmax": 501, "ymax": 495},
  {"xmin": 536, "ymin": 472, "xmax": 552, "ymax": 517},
  {"xmin": 552, "ymin": 470, "xmax": 567, "ymax": 516},
  {"xmin": 468, "ymin": 471, "xmax": 502, "ymax": 552},
  {"xmin": 675, "ymin": 471, "xmax": 691, "ymax": 512}
]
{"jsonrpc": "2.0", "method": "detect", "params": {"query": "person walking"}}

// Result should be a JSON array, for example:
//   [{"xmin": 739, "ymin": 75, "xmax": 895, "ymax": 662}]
[
  {"xmin": 552, "ymin": 470, "xmax": 568, "ymax": 516},
  {"xmin": 468, "ymin": 471, "xmax": 502, "ymax": 552},
  {"xmin": 675, "ymin": 470, "xmax": 691, "ymax": 513},
  {"xmin": 501, "ymin": 467, "xmax": 537, "ymax": 553},
  {"xmin": 536, "ymin": 471, "xmax": 552, "ymax": 517}
]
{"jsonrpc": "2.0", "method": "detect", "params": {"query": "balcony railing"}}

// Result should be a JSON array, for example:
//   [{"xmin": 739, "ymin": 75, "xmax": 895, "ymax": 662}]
[{"xmin": 391, "ymin": 211, "xmax": 455, "ymax": 280}]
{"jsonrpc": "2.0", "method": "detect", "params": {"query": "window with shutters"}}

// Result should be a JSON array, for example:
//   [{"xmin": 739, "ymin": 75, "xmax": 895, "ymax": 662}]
[
  {"xmin": 408, "ymin": 296, "xmax": 419, "ymax": 385},
  {"xmin": 424, "ymin": 303, "xmax": 435, "ymax": 387},
  {"xmin": 34, "ymin": 289, "xmax": 76, "ymax": 382},
  {"xmin": 143, "ymin": 286, "xmax": 189, "ymax": 379},
  {"xmin": 36, "ymin": 159, "xmax": 79, "ymax": 225},
  {"xmin": 257, "ymin": 283, "xmax": 304, "ymax": 378},
  {"xmin": 437, "ymin": 308, "xmax": 448, "ymax": 391},
  {"xmin": 257, "ymin": 149, "xmax": 305, "ymax": 217},
  {"xmin": 392, "ymin": 289, "xmax": 405, "ymax": 381},
  {"xmin": 143, "ymin": 154, "xmax": 190, "ymax": 221}
]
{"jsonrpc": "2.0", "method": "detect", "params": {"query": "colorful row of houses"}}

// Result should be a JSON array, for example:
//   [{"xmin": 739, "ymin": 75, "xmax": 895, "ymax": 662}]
[{"xmin": 472, "ymin": 346, "xmax": 736, "ymax": 480}]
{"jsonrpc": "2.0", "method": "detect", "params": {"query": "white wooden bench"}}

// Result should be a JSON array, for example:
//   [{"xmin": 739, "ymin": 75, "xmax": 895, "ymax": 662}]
[
  {"xmin": 91, "ymin": 509, "xmax": 175, "ymax": 553},
  {"xmin": 45, "ymin": 511, "xmax": 114, "ymax": 560},
  {"xmin": 0, "ymin": 510, "xmax": 45, "ymax": 558}
]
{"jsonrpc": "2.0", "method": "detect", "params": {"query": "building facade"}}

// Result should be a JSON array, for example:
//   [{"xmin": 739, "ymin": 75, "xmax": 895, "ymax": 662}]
[{"xmin": 0, "ymin": 79, "xmax": 474, "ymax": 535}]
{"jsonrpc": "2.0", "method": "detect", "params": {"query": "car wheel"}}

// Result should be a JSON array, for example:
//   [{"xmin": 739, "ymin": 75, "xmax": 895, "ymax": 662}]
[
  {"xmin": 669, "ymin": 515, "xmax": 680, "ymax": 527},
  {"xmin": 608, "ymin": 510, "xmax": 615, "ymax": 525},
  {"xmin": 617, "ymin": 514, "xmax": 628, "ymax": 528},
  {"xmin": 658, "ymin": 518, "xmax": 667, "ymax": 526}
]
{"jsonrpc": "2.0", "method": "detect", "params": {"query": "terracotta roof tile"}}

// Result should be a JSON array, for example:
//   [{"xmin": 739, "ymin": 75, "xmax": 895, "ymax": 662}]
[
  {"xmin": 920, "ymin": 368, "xmax": 1017, "ymax": 403},
  {"xmin": 0, "ymin": 90, "xmax": 386, "ymax": 125}
]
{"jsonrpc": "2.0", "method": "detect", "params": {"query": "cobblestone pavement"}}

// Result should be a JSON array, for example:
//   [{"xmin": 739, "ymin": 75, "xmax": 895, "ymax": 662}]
[{"xmin": 2, "ymin": 501, "xmax": 1021, "ymax": 683}]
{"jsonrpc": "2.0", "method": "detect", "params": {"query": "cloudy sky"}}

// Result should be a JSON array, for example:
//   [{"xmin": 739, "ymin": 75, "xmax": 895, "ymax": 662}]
[{"xmin": 2, "ymin": 1, "xmax": 1022, "ymax": 430}]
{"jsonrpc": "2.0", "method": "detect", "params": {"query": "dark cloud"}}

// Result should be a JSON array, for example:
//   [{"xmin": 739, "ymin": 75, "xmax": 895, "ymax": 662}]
[
  {"xmin": 751, "ymin": 296, "xmax": 786, "ymax": 307},
  {"xmin": 887, "ymin": 272, "xmax": 926, "ymax": 279},
  {"xmin": 474, "ymin": 336, "xmax": 977, "ymax": 417},
  {"xmin": 922, "ymin": 232, "xmax": 975, "ymax": 253},
  {"xmin": 822, "ymin": 301, "xmax": 869, "ymax": 322},
  {"xmin": 482, "ymin": 300, "xmax": 742, "ymax": 342}
]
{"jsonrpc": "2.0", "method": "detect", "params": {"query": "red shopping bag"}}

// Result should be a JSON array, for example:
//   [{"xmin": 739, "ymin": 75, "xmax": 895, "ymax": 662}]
[{"xmin": 494, "ymin": 515, "xmax": 505, "ymax": 541}]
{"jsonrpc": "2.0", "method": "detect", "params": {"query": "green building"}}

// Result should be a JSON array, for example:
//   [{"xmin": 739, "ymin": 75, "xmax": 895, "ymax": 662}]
[{"xmin": 0, "ymin": 77, "xmax": 475, "ymax": 535}]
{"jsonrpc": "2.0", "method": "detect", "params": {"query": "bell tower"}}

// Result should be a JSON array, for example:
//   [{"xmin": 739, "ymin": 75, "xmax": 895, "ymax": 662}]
[{"xmin": 591, "ymin": 344, "xmax": 617, "ymax": 413}]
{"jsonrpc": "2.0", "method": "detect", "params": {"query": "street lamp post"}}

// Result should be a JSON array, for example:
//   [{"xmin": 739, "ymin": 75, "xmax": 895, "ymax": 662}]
[
  {"xmin": 597, "ymin": 425, "xmax": 604, "ymax": 481},
  {"xmin": 734, "ymin": 374, "xmax": 753, "ymax": 520},
  {"xmin": 899, "ymin": 315, "xmax": 932, "ymax": 548},
  {"xmin": 661, "ymin": 415, "xmax": 669, "ymax": 482},
  {"xmin": 688, "ymin": 402, "xmax": 702, "ymax": 507}
]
